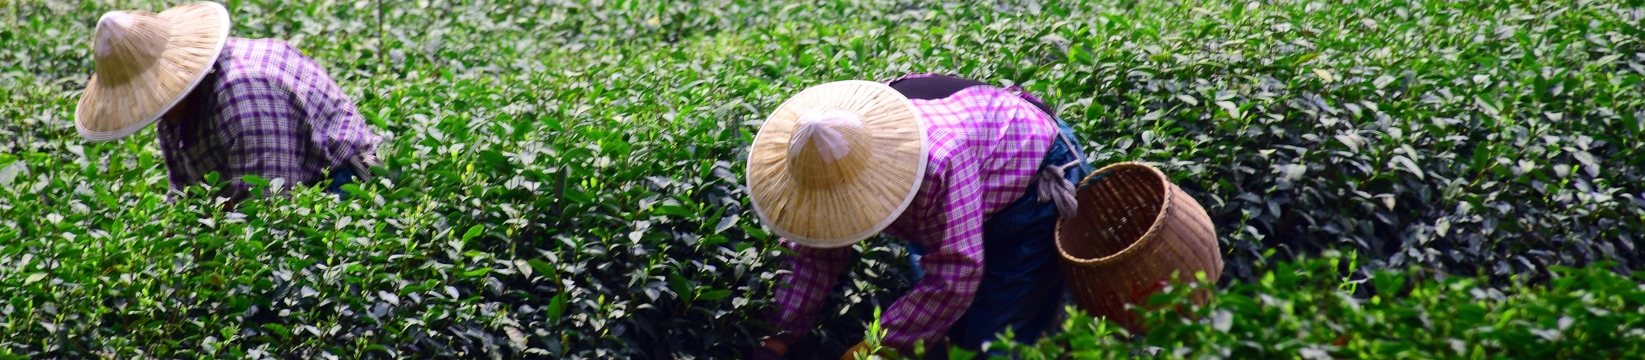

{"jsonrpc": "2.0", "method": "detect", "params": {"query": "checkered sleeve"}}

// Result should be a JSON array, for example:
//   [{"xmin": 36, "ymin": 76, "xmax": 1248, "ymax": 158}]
[
  {"xmin": 879, "ymin": 132, "xmax": 986, "ymax": 350},
  {"xmin": 212, "ymin": 71, "xmax": 310, "ymax": 198},
  {"xmin": 768, "ymin": 238, "xmax": 852, "ymax": 338},
  {"xmin": 283, "ymin": 42, "xmax": 381, "ymax": 169}
]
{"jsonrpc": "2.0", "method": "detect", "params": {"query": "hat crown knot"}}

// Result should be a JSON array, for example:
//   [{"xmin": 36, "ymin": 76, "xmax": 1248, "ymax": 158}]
[
  {"xmin": 92, "ymin": 11, "xmax": 172, "ymax": 85},
  {"xmin": 787, "ymin": 108, "xmax": 872, "ymax": 188}
]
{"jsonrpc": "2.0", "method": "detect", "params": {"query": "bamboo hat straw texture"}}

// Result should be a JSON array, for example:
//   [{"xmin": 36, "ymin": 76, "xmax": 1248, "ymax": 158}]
[
  {"xmin": 75, "ymin": 2, "xmax": 231, "ymax": 142},
  {"xmin": 747, "ymin": 81, "xmax": 927, "ymax": 248}
]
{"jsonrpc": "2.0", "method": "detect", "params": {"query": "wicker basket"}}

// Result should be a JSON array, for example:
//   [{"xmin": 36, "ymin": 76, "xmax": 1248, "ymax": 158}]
[{"xmin": 1055, "ymin": 162, "xmax": 1222, "ymax": 332}]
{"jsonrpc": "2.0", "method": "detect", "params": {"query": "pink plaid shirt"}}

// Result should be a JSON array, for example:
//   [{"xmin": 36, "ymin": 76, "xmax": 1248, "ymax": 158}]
[{"xmin": 770, "ymin": 74, "xmax": 1057, "ymax": 349}]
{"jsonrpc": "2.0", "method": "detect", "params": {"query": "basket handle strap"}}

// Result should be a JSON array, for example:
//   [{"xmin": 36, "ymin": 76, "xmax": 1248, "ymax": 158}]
[
  {"xmin": 1035, "ymin": 130, "xmax": 1088, "ymax": 219},
  {"xmin": 1055, "ymin": 126, "xmax": 1087, "ymax": 167}
]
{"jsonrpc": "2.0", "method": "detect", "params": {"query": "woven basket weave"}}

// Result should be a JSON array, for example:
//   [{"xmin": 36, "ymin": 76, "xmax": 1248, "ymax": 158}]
[{"xmin": 1055, "ymin": 162, "xmax": 1221, "ymax": 332}]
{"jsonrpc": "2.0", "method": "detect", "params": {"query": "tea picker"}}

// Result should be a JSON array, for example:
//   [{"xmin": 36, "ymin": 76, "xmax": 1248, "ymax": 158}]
[
  {"xmin": 74, "ymin": 1, "xmax": 382, "ymax": 207},
  {"xmin": 747, "ymin": 74, "xmax": 1095, "ymax": 359}
]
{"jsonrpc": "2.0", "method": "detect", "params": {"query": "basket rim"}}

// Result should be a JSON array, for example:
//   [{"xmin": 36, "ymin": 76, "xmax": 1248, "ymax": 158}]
[{"xmin": 1055, "ymin": 161, "xmax": 1177, "ymax": 267}]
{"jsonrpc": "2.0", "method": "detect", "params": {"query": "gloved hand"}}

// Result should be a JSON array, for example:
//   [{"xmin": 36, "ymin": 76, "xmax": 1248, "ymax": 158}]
[
  {"xmin": 752, "ymin": 338, "xmax": 787, "ymax": 360},
  {"xmin": 751, "ymin": 346, "xmax": 784, "ymax": 360},
  {"xmin": 839, "ymin": 340, "xmax": 898, "ymax": 360}
]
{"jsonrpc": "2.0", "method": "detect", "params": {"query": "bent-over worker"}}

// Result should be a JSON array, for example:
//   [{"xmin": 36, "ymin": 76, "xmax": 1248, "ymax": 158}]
[
  {"xmin": 75, "ymin": 1, "xmax": 382, "ymax": 205},
  {"xmin": 747, "ymin": 74, "xmax": 1093, "ymax": 359}
]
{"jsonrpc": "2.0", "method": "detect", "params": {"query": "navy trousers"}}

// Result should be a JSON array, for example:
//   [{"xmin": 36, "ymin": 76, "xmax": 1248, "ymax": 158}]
[{"xmin": 324, "ymin": 166, "xmax": 359, "ymax": 199}]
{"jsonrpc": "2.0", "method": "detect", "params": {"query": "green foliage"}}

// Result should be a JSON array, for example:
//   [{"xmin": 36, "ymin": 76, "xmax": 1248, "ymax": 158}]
[
  {"xmin": 989, "ymin": 254, "xmax": 1645, "ymax": 359},
  {"xmin": 1057, "ymin": 0, "xmax": 1645, "ymax": 288},
  {"xmin": 856, "ymin": 306, "xmax": 891, "ymax": 360},
  {"xmin": 3, "ymin": 0, "xmax": 776, "ymax": 358},
  {"xmin": 1, "ymin": 0, "xmax": 1642, "ymax": 359}
]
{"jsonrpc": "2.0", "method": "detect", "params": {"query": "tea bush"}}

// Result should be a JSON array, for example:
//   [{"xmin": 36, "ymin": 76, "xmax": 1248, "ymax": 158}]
[
  {"xmin": 1, "ymin": 0, "xmax": 1642, "ymax": 358},
  {"xmin": 972, "ymin": 252, "xmax": 1645, "ymax": 359},
  {"xmin": 1042, "ymin": 0, "xmax": 1645, "ymax": 287}
]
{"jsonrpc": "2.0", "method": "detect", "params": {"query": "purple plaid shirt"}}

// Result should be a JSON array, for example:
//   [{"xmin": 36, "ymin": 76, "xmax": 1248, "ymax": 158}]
[
  {"xmin": 157, "ymin": 38, "xmax": 380, "ymax": 198},
  {"xmin": 770, "ymin": 74, "xmax": 1057, "ymax": 349}
]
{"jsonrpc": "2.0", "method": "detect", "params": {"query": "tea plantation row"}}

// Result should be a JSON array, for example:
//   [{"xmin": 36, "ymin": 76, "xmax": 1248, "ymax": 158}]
[
  {"xmin": 973, "ymin": 252, "xmax": 1645, "ymax": 359},
  {"xmin": 1, "ymin": 0, "xmax": 1642, "ymax": 358}
]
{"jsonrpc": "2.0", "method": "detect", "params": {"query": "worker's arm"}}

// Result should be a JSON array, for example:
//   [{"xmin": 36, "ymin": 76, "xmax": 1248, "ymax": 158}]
[
  {"xmin": 280, "ymin": 40, "xmax": 381, "ymax": 172},
  {"xmin": 764, "ymin": 237, "xmax": 853, "ymax": 353},
  {"xmin": 876, "ymin": 133, "xmax": 986, "ymax": 352}
]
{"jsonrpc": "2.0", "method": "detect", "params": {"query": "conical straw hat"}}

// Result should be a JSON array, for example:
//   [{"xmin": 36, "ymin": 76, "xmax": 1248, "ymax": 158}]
[
  {"xmin": 75, "ymin": 2, "xmax": 231, "ymax": 142},
  {"xmin": 747, "ymin": 80, "xmax": 927, "ymax": 248}
]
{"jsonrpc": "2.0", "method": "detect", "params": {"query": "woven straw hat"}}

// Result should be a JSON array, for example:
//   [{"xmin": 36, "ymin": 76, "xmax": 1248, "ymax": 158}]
[
  {"xmin": 75, "ymin": 2, "xmax": 231, "ymax": 142},
  {"xmin": 747, "ymin": 80, "xmax": 927, "ymax": 248}
]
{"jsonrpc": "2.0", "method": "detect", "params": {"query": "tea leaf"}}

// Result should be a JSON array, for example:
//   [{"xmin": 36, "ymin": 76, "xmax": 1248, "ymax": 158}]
[
  {"xmin": 1294, "ymin": 52, "xmax": 1320, "ymax": 65},
  {"xmin": 697, "ymin": 289, "xmax": 732, "ymax": 301},
  {"xmin": 0, "ymin": 161, "xmax": 27, "ymax": 187},
  {"xmin": 546, "ymin": 292, "xmax": 568, "ymax": 323},
  {"xmin": 462, "ymin": 225, "xmax": 483, "ymax": 243},
  {"xmin": 1312, "ymin": 68, "xmax": 1335, "ymax": 83}
]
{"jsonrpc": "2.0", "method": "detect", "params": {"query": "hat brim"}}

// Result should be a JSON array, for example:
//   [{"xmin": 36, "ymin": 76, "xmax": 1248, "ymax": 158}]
[
  {"xmin": 747, "ymin": 80, "xmax": 928, "ymax": 248},
  {"xmin": 75, "ymin": 2, "xmax": 231, "ymax": 142}
]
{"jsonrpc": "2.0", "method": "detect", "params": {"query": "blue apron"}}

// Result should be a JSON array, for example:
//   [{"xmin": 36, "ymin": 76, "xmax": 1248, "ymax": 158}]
[{"xmin": 908, "ymin": 116, "xmax": 1093, "ymax": 352}]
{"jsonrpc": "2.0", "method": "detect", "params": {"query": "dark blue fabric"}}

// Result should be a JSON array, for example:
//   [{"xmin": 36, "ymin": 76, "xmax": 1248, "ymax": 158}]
[
  {"xmin": 907, "ymin": 116, "xmax": 1092, "ymax": 353},
  {"xmin": 325, "ymin": 166, "xmax": 358, "ymax": 199},
  {"xmin": 887, "ymin": 75, "xmax": 1059, "ymax": 123}
]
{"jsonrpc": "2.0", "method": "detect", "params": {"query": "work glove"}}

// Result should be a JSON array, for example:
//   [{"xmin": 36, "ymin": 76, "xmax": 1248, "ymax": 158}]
[{"xmin": 752, "ymin": 338, "xmax": 787, "ymax": 360}]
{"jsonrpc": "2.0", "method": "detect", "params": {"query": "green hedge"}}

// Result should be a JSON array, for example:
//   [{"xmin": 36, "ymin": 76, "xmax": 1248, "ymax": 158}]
[
  {"xmin": 1060, "ymin": 0, "xmax": 1645, "ymax": 284},
  {"xmin": 965, "ymin": 252, "xmax": 1645, "ymax": 359},
  {"xmin": 1, "ymin": 0, "xmax": 1642, "ymax": 358}
]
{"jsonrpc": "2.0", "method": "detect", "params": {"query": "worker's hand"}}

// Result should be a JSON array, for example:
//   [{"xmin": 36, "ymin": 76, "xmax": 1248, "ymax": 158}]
[
  {"xmin": 840, "ymin": 340, "xmax": 898, "ymax": 360},
  {"xmin": 752, "ymin": 338, "xmax": 786, "ymax": 360}
]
